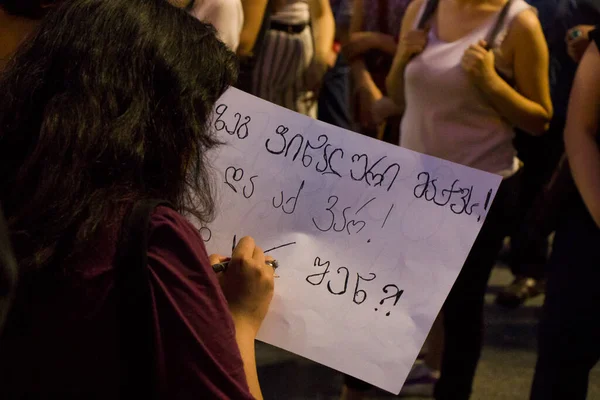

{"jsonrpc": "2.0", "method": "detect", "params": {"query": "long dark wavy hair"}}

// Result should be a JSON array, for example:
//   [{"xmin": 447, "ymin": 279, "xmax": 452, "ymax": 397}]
[{"xmin": 0, "ymin": 0, "xmax": 237, "ymax": 271}]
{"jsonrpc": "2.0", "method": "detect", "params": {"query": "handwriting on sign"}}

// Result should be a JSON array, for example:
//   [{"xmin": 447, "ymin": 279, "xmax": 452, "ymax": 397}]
[
  {"xmin": 273, "ymin": 180, "xmax": 305, "ymax": 215},
  {"xmin": 350, "ymin": 154, "xmax": 400, "ymax": 192},
  {"xmin": 312, "ymin": 196, "xmax": 369, "ymax": 235},
  {"xmin": 265, "ymin": 127, "xmax": 344, "ymax": 177},
  {"xmin": 413, "ymin": 172, "xmax": 493, "ymax": 221},
  {"xmin": 214, "ymin": 104, "xmax": 252, "ymax": 140},
  {"xmin": 205, "ymin": 91, "xmax": 505, "ymax": 394},
  {"xmin": 224, "ymin": 166, "xmax": 258, "ymax": 199},
  {"xmin": 264, "ymin": 125, "xmax": 400, "ymax": 191},
  {"xmin": 306, "ymin": 257, "xmax": 404, "ymax": 316},
  {"xmin": 198, "ymin": 226, "xmax": 212, "ymax": 243},
  {"xmin": 312, "ymin": 196, "xmax": 395, "ymax": 237}
]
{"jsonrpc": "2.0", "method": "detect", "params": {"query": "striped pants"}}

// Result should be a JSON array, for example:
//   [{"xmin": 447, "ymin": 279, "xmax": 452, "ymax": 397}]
[{"xmin": 251, "ymin": 26, "xmax": 316, "ymax": 118}]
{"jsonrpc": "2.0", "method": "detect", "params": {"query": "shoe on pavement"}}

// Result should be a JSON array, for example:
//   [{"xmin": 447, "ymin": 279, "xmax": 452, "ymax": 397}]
[
  {"xmin": 399, "ymin": 363, "xmax": 438, "ymax": 398},
  {"xmin": 495, "ymin": 276, "xmax": 545, "ymax": 309}
]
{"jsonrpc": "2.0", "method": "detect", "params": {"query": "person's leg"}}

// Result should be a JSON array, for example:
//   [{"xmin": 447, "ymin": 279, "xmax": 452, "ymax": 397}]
[
  {"xmin": 397, "ymin": 313, "xmax": 443, "ymax": 397},
  {"xmin": 317, "ymin": 53, "xmax": 352, "ymax": 130},
  {"xmin": 506, "ymin": 159, "xmax": 549, "ymax": 277},
  {"xmin": 433, "ymin": 230, "xmax": 504, "ymax": 399},
  {"xmin": 530, "ymin": 199, "xmax": 600, "ymax": 400},
  {"xmin": 498, "ymin": 123, "xmax": 565, "ymax": 308},
  {"xmin": 434, "ymin": 172, "xmax": 521, "ymax": 400}
]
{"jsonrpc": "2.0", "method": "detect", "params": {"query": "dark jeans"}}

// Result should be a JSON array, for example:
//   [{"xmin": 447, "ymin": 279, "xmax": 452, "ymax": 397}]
[
  {"xmin": 507, "ymin": 164, "xmax": 550, "ymax": 280},
  {"xmin": 530, "ymin": 196, "xmax": 600, "ymax": 400},
  {"xmin": 317, "ymin": 53, "xmax": 351, "ymax": 131},
  {"xmin": 434, "ymin": 170, "xmax": 523, "ymax": 400}
]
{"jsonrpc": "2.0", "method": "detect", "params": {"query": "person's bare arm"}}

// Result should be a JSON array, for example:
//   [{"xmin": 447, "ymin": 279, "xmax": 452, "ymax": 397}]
[
  {"xmin": 463, "ymin": 10, "xmax": 552, "ymax": 135},
  {"xmin": 565, "ymin": 41, "xmax": 600, "ymax": 227},
  {"xmin": 238, "ymin": 0, "xmax": 269, "ymax": 57},
  {"xmin": 232, "ymin": 320, "xmax": 262, "ymax": 399},
  {"xmin": 385, "ymin": 0, "xmax": 425, "ymax": 112},
  {"xmin": 309, "ymin": 0, "xmax": 335, "ymax": 63},
  {"xmin": 346, "ymin": 31, "xmax": 398, "ymax": 59},
  {"xmin": 348, "ymin": 0, "xmax": 369, "ymax": 87},
  {"xmin": 210, "ymin": 237, "xmax": 275, "ymax": 400},
  {"xmin": 370, "ymin": 32, "xmax": 397, "ymax": 55}
]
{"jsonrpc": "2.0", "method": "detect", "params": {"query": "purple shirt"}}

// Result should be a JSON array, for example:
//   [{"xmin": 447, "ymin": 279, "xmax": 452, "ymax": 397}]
[{"xmin": 0, "ymin": 206, "xmax": 253, "ymax": 399}]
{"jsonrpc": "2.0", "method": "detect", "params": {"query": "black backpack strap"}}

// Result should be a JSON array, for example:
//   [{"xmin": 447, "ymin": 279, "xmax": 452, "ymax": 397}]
[
  {"xmin": 485, "ymin": 0, "xmax": 514, "ymax": 49},
  {"xmin": 417, "ymin": 0, "xmax": 439, "ymax": 29},
  {"xmin": 115, "ymin": 199, "xmax": 173, "ymax": 399}
]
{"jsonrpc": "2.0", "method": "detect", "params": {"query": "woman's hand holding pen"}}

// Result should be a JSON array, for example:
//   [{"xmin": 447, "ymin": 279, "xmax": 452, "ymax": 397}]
[{"xmin": 209, "ymin": 236, "xmax": 275, "ymax": 337}]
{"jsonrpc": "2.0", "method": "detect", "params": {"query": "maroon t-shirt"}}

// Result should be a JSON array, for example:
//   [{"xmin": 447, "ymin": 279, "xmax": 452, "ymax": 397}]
[{"xmin": 0, "ymin": 206, "xmax": 253, "ymax": 399}]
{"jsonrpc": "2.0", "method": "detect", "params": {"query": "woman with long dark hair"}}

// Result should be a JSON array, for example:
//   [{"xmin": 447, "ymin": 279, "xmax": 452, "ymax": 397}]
[{"xmin": 0, "ymin": 0, "xmax": 274, "ymax": 398}]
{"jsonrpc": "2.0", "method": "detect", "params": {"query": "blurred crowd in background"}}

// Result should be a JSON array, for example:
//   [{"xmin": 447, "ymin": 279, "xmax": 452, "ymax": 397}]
[{"xmin": 1, "ymin": 0, "xmax": 600, "ymax": 399}]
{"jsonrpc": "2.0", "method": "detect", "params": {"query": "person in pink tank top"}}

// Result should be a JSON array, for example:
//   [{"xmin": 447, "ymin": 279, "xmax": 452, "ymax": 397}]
[{"xmin": 386, "ymin": 0, "xmax": 552, "ymax": 398}]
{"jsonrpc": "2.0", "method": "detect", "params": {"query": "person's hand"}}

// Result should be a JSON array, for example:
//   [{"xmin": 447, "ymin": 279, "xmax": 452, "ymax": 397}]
[
  {"xmin": 371, "ymin": 96, "xmax": 401, "ymax": 125},
  {"xmin": 461, "ymin": 40, "xmax": 497, "ymax": 88},
  {"xmin": 566, "ymin": 25, "xmax": 595, "ymax": 63},
  {"xmin": 210, "ymin": 236, "xmax": 275, "ymax": 336},
  {"xmin": 399, "ymin": 29, "xmax": 428, "ymax": 62},
  {"xmin": 305, "ymin": 50, "xmax": 336, "ymax": 100},
  {"xmin": 344, "ymin": 32, "xmax": 380, "ymax": 60},
  {"xmin": 356, "ymin": 83, "xmax": 383, "ymax": 129}
]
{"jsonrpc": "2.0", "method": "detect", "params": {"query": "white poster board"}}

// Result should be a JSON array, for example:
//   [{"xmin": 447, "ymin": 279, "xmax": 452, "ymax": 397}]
[{"xmin": 196, "ymin": 88, "xmax": 502, "ymax": 394}]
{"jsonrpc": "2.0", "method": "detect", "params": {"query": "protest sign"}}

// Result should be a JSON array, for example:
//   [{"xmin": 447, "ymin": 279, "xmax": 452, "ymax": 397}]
[{"xmin": 194, "ymin": 88, "xmax": 502, "ymax": 394}]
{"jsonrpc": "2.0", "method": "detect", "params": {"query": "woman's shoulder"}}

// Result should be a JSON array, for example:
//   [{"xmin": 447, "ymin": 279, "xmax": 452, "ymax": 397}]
[
  {"xmin": 406, "ymin": 0, "xmax": 427, "ymax": 17},
  {"xmin": 497, "ymin": 0, "xmax": 544, "ymax": 50},
  {"xmin": 150, "ymin": 205, "xmax": 200, "ymax": 236},
  {"xmin": 147, "ymin": 205, "xmax": 212, "ymax": 272},
  {"xmin": 400, "ymin": 0, "xmax": 427, "ymax": 30},
  {"xmin": 510, "ymin": 1, "xmax": 542, "ymax": 33},
  {"xmin": 150, "ymin": 205, "xmax": 194, "ymax": 231}
]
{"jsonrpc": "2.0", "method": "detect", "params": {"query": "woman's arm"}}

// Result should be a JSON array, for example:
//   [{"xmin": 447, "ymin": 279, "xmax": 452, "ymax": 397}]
[
  {"xmin": 565, "ymin": 41, "xmax": 600, "ymax": 227},
  {"xmin": 147, "ymin": 211, "xmax": 271, "ymax": 400},
  {"xmin": 309, "ymin": 0, "xmax": 335, "ymax": 62},
  {"xmin": 346, "ymin": 30, "xmax": 398, "ymax": 60},
  {"xmin": 385, "ymin": 0, "xmax": 426, "ymax": 112},
  {"xmin": 305, "ymin": 0, "xmax": 335, "ymax": 93},
  {"xmin": 210, "ymin": 237, "xmax": 275, "ymax": 400},
  {"xmin": 238, "ymin": 0, "xmax": 269, "ymax": 57},
  {"xmin": 347, "ymin": 0, "xmax": 369, "ymax": 87},
  {"xmin": 347, "ymin": 0, "xmax": 382, "ymax": 127},
  {"xmin": 462, "ymin": 10, "xmax": 553, "ymax": 135},
  {"xmin": 345, "ymin": 0, "xmax": 396, "ymax": 76}
]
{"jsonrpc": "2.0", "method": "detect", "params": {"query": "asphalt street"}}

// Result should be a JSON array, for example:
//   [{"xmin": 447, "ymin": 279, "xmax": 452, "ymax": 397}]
[{"xmin": 256, "ymin": 264, "xmax": 600, "ymax": 399}]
